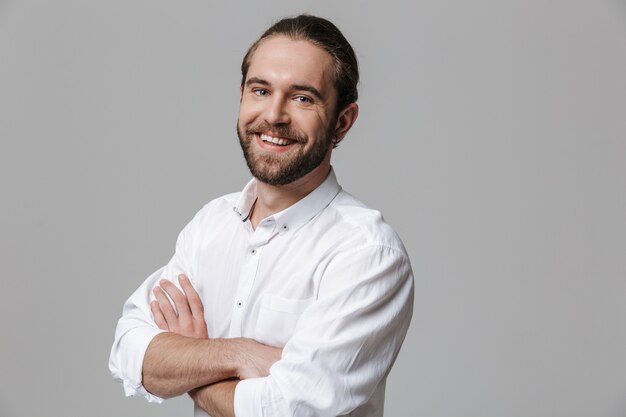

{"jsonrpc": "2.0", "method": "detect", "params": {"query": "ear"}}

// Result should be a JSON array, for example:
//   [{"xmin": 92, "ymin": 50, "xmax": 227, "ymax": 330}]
[
  {"xmin": 239, "ymin": 84, "xmax": 244, "ymax": 102},
  {"xmin": 333, "ymin": 103, "xmax": 359, "ymax": 144}
]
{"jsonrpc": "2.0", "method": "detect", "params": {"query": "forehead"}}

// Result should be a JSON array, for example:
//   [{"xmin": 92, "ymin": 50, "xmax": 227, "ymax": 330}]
[{"xmin": 246, "ymin": 36, "xmax": 335, "ymax": 92}]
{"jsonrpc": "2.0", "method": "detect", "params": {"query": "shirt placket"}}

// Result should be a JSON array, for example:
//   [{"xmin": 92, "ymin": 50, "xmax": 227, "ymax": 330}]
[{"xmin": 228, "ymin": 218, "xmax": 276, "ymax": 337}]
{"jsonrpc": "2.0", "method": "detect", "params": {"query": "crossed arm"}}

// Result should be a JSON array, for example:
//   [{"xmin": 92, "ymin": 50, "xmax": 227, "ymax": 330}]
[
  {"xmin": 142, "ymin": 274, "xmax": 281, "ymax": 417},
  {"xmin": 111, "ymin": 244, "xmax": 414, "ymax": 417}
]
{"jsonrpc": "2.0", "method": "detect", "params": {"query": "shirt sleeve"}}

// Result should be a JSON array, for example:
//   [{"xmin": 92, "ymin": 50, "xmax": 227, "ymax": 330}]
[
  {"xmin": 234, "ymin": 244, "xmax": 415, "ymax": 417},
  {"xmin": 108, "ymin": 221, "xmax": 195, "ymax": 403}
]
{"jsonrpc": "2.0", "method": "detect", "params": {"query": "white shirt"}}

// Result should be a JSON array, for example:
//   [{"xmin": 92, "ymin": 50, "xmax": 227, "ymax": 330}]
[{"xmin": 109, "ymin": 168, "xmax": 414, "ymax": 417}]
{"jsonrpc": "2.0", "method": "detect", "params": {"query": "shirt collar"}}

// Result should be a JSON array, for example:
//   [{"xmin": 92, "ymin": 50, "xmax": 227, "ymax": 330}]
[
  {"xmin": 233, "ymin": 167, "xmax": 342, "ymax": 233},
  {"xmin": 232, "ymin": 178, "xmax": 258, "ymax": 221}
]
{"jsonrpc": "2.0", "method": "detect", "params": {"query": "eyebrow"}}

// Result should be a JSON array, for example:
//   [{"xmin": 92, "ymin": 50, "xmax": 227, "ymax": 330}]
[
  {"xmin": 246, "ymin": 77, "xmax": 325, "ymax": 101},
  {"xmin": 246, "ymin": 77, "xmax": 270, "ymax": 87},
  {"xmin": 291, "ymin": 84, "xmax": 325, "ymax": 101}
]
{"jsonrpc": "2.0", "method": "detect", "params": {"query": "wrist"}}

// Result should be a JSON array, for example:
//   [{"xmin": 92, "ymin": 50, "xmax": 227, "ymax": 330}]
[
  {"xmin": 223, "ymin": 338, "xmax": 246, "ymax": 378},
  {"xmin": 190, "ymin": 380, "xmax": 238, "ymax": 417}
]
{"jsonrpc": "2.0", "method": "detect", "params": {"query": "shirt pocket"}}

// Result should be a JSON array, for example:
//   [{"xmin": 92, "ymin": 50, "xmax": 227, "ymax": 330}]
[{"xmin": 254, "ymin": 294, "xmax": 313, "ymax": 347}]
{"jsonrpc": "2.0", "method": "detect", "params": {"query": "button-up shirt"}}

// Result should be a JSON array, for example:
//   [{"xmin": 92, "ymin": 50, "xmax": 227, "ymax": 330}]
[{"xmin": 109, "ymin": 168, "xmax": 414, "ymax": 417}]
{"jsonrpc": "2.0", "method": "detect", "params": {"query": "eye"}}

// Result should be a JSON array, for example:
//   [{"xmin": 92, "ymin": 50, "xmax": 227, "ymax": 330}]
[
  {"xmin": 294, "ymin": 95, "xmax": 312, "ymax": 104},
  {"xmin": 253, "ymin": 89, "xmax": 269, "ymax": 97}
]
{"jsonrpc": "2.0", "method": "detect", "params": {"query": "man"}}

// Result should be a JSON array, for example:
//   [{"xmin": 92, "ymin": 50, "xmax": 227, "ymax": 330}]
[{"xmin": 109, "ymin": 14, "xmax": 414, "ymax": 417}]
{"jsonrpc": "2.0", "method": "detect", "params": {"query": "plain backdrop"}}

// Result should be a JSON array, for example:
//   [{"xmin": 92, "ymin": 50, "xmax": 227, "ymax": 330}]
[{"xmin": 1, "ymin": 1, "xmax": 625, "ymax": 416}]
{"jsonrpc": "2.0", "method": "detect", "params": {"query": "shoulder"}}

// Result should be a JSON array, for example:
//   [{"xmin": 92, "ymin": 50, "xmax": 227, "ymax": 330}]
[
  {"xmin": 188, "ymin": 191, "xmax": 240, "ymax": 221},
  {"xmin": 321, "ymin": 189, "xmax": 409, "ymax": 258},
  {"xmin": 315, "ymin": 189, "xmax": 413, "ymax": 296},
  {"xmin": 177, "ymin": 191, "xmax": 241, "ymax": 239}
]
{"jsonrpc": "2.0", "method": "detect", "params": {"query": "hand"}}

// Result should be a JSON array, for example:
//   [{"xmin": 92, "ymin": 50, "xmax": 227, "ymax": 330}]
[
  {"xmin": 151, "ymin": 274, "xmax": 209, "ymax": 339},
  {"xmin": 234, "ymin": 338, "xmax": 282, "ymax": 379}
]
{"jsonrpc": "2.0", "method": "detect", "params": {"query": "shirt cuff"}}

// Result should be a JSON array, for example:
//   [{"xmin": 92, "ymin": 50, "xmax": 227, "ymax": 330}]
[
  {"xmin": 234, "ymin": 378, "xmax": 265, "ymax": 417},
  {"xmin": 234, "ymin": 377, "xmax": 290, "ymax": 417},
  {"xmin": 115, "ymin": 326, "xmax": 167, "ymax": 403}
]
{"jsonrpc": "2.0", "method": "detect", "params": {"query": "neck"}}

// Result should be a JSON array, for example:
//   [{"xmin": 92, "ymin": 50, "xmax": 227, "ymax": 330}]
[{"xmin": 250, "ymin": 161, "xmax": 331, "ymax": 229}]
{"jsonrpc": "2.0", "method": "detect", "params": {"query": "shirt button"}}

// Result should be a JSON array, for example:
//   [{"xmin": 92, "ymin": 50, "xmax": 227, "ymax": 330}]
[
  {"xmin": 251, "ymin": 248, "xmax": 256, "ymax": 254},
  {"xmin": 236, "ymin": 300, "xmax": 244, "ymax": 308},
  {"xmin": 282, "ymin": 224, "xmax": 289, "ymax": 231}
]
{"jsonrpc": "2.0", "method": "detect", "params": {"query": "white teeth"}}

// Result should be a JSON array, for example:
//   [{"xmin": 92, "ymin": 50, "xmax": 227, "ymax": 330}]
[{"xmin": 260, "ymin": 134, "xmax": 291, "ymax": 146}]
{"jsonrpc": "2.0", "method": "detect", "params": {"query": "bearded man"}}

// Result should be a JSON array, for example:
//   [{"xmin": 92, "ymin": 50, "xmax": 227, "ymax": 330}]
[{"xmin": 110, "ymin": 14, "xmax": 414, "ymax": 417}]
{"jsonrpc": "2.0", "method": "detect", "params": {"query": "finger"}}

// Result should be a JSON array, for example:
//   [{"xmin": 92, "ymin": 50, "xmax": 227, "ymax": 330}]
[
  {"xmin": 178, "ymin": 274, "xmax": 204, "ymax": 319},
  {"xmin": 153, "ymin": 286, "xmax": 179, "ymax": 328},
  {"xmin": 159, "ymin": 279, "xmax": 192, "ymax": 319},
  {"xmin": 150, "ymin": 300, "xmax": 168, "ymax": 331}
]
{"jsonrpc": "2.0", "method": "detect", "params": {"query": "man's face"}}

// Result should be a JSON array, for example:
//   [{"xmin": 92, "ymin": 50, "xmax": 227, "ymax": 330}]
[{"xmin": 237, "ymin": 36, "xmax": 338, "ymax": 186}]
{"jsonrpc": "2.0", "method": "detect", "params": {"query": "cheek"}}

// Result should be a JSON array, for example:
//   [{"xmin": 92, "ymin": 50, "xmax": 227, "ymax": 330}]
[
  {"xmin": 296, "ymin": 111, "xmax": 329, "ymax": 134},
  {"xmin": 239, "ymin": 99, "xmax": 263, "ymax": 122}
]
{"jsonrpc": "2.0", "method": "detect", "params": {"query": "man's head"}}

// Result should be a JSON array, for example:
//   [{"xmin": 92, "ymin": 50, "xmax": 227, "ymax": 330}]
[
  {"xmin": 241, "ymin": 15, "xmax": 359, "ymax": 119},
  {"xmin": 237, "ymin": 15, "xmax": 359, "ymax": 186}
]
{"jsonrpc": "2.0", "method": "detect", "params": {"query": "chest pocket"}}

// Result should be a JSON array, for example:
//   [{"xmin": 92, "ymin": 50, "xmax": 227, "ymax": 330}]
[{"xmin": 254, "ymin": 294, "xmax": 313, "ymax": 347}]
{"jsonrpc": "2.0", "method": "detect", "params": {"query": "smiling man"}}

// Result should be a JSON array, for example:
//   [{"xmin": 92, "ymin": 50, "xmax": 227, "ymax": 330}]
[{"xmin": 109, "ymin": 15, "xmax": 414, "ymax": 417}]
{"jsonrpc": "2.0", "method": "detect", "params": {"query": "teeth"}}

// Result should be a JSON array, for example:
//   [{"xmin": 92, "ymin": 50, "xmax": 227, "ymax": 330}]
[{"xmin": 261, "ymin": 134, "xmax": 291, "ymax": 146}]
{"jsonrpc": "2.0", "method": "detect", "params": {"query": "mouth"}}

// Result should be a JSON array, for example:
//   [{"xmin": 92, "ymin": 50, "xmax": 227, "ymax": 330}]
[
  {"xmin": 259, "ymin": 133, "xmax": 296, "ymax": 146},
  {"xmin": 252, "ymin": 132, "xmax": 301, "ymax": 154}
]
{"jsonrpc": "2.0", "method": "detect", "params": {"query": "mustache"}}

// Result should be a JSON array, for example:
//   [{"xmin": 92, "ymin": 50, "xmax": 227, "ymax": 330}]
[{"xmin": 245, "ymin": 121, "xmax": 307, "ymax": 143}]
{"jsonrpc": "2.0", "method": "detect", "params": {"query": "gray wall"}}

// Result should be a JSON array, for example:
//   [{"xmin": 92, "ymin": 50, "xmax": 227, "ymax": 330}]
[{"xmin": 1, "ymin": 1, "xmax": 625, "ymax": 416}]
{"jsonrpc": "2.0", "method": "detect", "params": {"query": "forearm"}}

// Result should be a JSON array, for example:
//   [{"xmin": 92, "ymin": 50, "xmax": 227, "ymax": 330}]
[
  {"xmin": 190, "ymin": 380, "xmax": 238, "ymax": 417},
  {"xmin": 142, "ymin": 332, "xmax": 241, "ymax": 398}
]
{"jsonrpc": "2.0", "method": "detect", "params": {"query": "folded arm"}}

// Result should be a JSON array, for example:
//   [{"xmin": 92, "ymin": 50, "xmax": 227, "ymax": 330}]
[
  {"xmin": 142, "ymin": 275, "xmax": 281, "ymax": 398},
  {"xmin": 142, "ymin": 274, "xmax": 231, "ymax": 398},
  {"xmin": 109, "ymin": 267, "xmax": 280, "ymax": 402},
  {"xmin": 189, "ymin": 381, "xmax": 238, "ymax": 417},
  {"xmin": 192, "ymin": 245, "xmax": 415, "ymax": 417}
]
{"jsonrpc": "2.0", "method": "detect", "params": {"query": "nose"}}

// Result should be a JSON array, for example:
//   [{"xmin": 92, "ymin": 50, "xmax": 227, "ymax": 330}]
[{"xmin": 264, "ymin": 95, "xmax": 291, "ymax": 125}]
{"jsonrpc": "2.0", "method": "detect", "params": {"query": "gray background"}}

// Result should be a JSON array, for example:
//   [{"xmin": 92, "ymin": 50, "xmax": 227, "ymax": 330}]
[{"xmin": 1, "ymin": 1, "xmax": 625, "ymax": 416}]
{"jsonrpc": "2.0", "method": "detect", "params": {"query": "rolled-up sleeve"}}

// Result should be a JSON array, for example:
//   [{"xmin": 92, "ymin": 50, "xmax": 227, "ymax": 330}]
[
  {"xmin": 234, "ymin": 244, "xmax": 414, "ymax": 417},
  {"xmin": 108, "ymin": 223, "xmax": 194, "ymax": 402}
]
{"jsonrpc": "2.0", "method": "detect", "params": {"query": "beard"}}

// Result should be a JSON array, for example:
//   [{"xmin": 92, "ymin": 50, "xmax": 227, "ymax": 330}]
[{"xmin": 237, "ymin": 118, "xmax": 336, "ymax": 186}]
